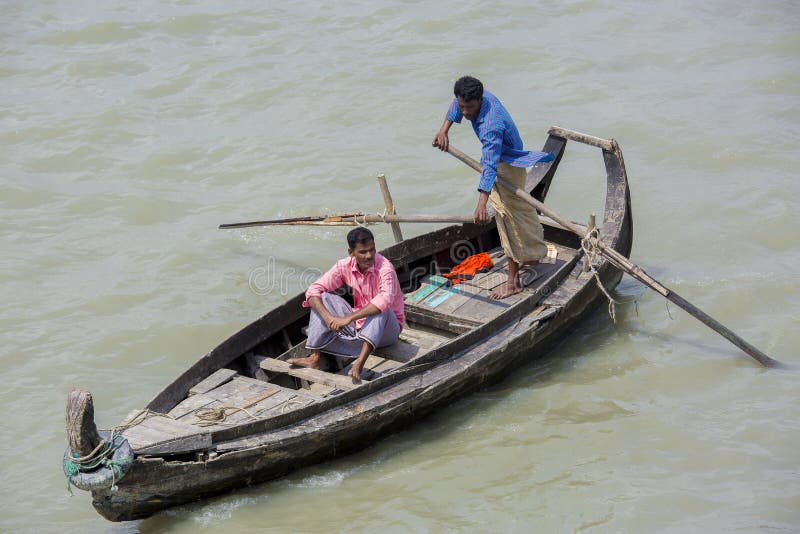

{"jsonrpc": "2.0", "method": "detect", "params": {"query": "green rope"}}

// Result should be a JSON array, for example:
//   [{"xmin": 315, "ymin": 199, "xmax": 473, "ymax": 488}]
[
  {"xmin": 64, "ymin": 409, "xmax": 172, "ymax": 495},
  {"xmin": 64, "ymin": 460, "xmax": 80, "ymax": 495},
  {"xmin": 65, "ymin": 433, "xmax": 124, "ymax": 495}
]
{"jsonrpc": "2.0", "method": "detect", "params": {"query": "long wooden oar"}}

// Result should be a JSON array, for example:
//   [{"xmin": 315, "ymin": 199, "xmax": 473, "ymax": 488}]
[
  {"xmin": 445, "ymin": 144, "xmax": 785, "ymax": 369},
  {"xmin": 220, "ymin": 213, "xmax": 475, "ymax": 229}
]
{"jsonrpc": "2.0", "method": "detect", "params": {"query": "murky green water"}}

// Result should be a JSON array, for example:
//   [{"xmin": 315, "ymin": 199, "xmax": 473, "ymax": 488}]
[{"xmin": 2, "ymin": 1, "xmax": 798, "ymax": 532}]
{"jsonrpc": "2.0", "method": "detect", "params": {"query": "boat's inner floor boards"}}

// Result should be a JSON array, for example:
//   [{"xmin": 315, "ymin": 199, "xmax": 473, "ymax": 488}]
[
  {"xmin": 124, "ymin": 240, "xmax": 580, "ymax": 453},
  {"xmin": 120, "ymin": 410, "xmax": 210, "ymax": 452},
  {"xmin": 164, "ymin": 375, "xmax": 318, "ymax": 432},
  {"xmin": 405, "ymin": 243, "xmax": 576, "ymax": 324}
]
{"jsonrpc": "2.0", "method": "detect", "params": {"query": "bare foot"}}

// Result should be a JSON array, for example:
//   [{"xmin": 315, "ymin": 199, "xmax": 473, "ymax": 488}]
[
  {"xmin": 348, "ymin": 365, "xmax": 363, "ymax": 383},
  {"xmin": 489, "ymin": 282, "xmax": 524, "ymax": 300},
  {"xmin": 287, "ymin": 353, "xmax": 321, "ymax": 369}
]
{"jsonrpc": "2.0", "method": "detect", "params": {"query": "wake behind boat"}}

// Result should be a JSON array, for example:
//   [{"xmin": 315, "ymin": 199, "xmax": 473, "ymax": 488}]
[{"xmin": 64, "ymin": 127, "xmax": 633, "ymax": 521}]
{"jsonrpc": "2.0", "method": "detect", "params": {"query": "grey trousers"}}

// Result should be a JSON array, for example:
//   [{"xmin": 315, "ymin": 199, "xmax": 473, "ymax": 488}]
[{"xmin": 305, "ymin": 293, "xmax": 401, "ymax": 358}]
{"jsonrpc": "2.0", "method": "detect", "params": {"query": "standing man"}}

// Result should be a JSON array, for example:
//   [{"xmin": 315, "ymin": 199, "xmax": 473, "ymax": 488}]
[
  {"xmin": 433, "ymin": 76, "xmax": 554, "ymax": 299},
  {"xmin": 288, "ymin": 227, "xmax": 404, "ymax": 382}
]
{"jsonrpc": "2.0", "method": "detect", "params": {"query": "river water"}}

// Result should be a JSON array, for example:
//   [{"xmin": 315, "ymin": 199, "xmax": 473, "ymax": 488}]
[{"xmin": 2, "ymin": 1, "xmax": 798, "ymax": 532}]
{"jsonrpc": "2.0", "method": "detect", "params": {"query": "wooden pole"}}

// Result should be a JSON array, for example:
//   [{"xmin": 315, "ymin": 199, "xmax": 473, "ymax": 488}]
[
  {"xmin": 548, "ymin": 126, "xmax": 614, "ymax": 151},
  {"xmin": 219, "ymin": 213, "xmax": 363, "ymax": 229},
  {"xmin": 377, "ymin": 174, "xmax": 404, "ymax": 243},
  {"xmin": 220, "ymin": 213, "xmax": 475, "ymax": 229},
  {"xmin": 445, "ymin": 144, "xmax": 785, "ymax": 369}
]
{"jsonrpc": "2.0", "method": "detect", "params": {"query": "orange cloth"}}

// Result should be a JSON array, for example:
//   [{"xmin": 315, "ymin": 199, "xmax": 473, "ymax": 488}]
[{"xmin": 443, "ymin": 252, "xmax": 494, "ymax": 285}]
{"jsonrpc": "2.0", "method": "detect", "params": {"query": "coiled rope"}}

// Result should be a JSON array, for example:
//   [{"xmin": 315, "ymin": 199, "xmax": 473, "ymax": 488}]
[{"xmin": 192, "ymin": 405, "xmax": 258, "ymax": 427}]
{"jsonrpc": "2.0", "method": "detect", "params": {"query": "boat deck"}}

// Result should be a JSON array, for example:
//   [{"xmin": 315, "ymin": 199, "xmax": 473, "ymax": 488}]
[{"xmin": 120, "ymin": 242, "xmax": 578, "ymax": 453}]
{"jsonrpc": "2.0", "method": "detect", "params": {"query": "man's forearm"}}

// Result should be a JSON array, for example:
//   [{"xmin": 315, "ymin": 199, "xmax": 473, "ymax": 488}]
[
  {"xmin": 347, "ymin": 303, "xmax": 381, "ymax": 323},
  {"xmin": 307, "ymin": 296, "xmax": 334, "ymax": 323}
]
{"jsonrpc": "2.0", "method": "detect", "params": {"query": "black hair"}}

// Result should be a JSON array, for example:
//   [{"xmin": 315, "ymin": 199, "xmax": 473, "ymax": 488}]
[
  {"xmin": 347, "ymin": 227, "xmax": 374, "ymax": 249},
  {"xmin": 453, "ymin": 76, "xmax": 483, "ymax": 102}
]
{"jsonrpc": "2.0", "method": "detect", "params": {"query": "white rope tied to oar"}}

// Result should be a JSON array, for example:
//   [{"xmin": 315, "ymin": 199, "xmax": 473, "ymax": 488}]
[
  {"xmin": 581, "ymin": 226, "xmax": 618, "ymax": 322},
  {"xmin": 354, "ymin": 213, "xmax": 369, "ymax": 227}
]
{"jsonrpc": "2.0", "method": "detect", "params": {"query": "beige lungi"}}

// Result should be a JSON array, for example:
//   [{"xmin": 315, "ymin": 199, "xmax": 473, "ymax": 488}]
[{"xmin": 488, "ymin": 162, "xmax": 548, "ymax": 264}]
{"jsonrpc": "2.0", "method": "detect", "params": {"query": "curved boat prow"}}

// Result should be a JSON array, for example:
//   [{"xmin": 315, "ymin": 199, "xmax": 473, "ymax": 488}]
[{"xmin": 64, "ymin": 389, "xmax": 134, "ymax": 494}]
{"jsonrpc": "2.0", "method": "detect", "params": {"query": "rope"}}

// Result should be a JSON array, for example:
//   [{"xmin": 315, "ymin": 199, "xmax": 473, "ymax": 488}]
[
  {"xmin": 64, "ymin": 408, "xmax": 170, "ymax": 495},
  {"xmin": 580, "ymin": 225, "xmax": 618, "ymax": 322},
  {"xmin": 354, "ymin": 213, "xmax": 369, "ymax": 227},
  {"xmin": 281, "ymin": 399, "xmax": 307, "ymax": 413},
  {"xmin": 64, "ymin": 434, "xmax": 125, "ymax": 495},
  {"xmin": 112, "ymin": 408, "xmax": 172, "ymax": 434},
  {"xmin": 192, "ymin": 405, "xmax": 258, "ymax": 427}
]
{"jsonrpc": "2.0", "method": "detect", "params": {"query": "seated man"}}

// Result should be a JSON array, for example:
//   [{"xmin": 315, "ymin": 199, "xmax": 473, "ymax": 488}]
[{"xmin": 288, "ymin": 227, "xmax": 405, "ymax": 381}]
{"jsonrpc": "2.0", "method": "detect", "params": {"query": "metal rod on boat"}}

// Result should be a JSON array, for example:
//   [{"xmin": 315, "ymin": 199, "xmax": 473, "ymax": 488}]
[{"xmin": 444, "ymin": 144, "xmax": 785, "ymax": 369}]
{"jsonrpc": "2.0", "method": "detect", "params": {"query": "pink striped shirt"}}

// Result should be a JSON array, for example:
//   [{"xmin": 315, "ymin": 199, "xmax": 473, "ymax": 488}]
[{"xmin": 304, "ymin": 253, "xmax": 405, "ymax": 329}]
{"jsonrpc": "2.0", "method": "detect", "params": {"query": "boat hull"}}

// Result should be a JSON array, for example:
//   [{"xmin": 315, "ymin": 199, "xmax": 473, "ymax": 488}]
[
  {"xmin": 84, "ymin": 127, "xmax": 633, "ymax": 521},
  {"xmin": 92, "ymin": 256, "xmax": 627, "ymax": 521}
]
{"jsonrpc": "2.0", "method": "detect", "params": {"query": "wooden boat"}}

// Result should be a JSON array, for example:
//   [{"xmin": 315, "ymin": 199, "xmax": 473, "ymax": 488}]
[{"xmin": 64, "ymin": 126, "xmax": 633, "ymax": 521}]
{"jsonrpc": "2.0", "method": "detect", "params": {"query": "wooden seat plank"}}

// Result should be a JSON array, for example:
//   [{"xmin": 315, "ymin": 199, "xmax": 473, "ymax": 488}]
[{"xmin": 260, "ymin": 358, "xmax": 360, "ymax": 390}]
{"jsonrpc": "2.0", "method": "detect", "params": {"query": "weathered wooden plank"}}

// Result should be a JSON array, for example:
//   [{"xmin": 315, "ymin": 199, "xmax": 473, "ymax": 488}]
[
  {"xmin": 397, "ymin": 325, "xmax": 451, "ymax": 349},
  {"xmin": 239, "ymin": 387, "xmax": 280, "ymax": 409},
  {"xmin": 372, "ymin": 340, "xmax": 427, "ymax": 363},
  {"xmin": 172, "ymin": 378, "xmax": 273, "ymax": 426},
  {"xmin": 203, "ymin": 390, "xmax": 303, "ymax": 428},
  {"xmin": 188, "ymin": 368, "xmax": 238, "ymax": 396},
  {"xmin": 459, "ymin": 270, "xmax": 507, "ymax": 291},
  {"xmin": 135, "ymin": 433, "xmax": 212, "ymax": 455},
  {"xmin": 542, "ymin": 275, "xmax": 587, "ymax": 306},
  {"xmin": 205, "ymin": 376, "xmax": 267, "ymax": 402},
  {"xmin": 218, "ymin": 381, "xmax": 271, "ymax": 407},
  {"xmin": 448, "ymin": 290, "xmax": 513, "ymax": 323},
  {"xmin": 259, "ymin": 358, "xmax": 360, "ymax": 390},
  {"xmin": 404, "ymin": 305, "xmax": 480, "ymax": 334},
  {"xmin": 122, "ymin": 425, "xmax": 172, "ymax": 451},
  {"xmin": 175, "ymin": 377, "xmax": 321, "ymax": 430},
  {"xmin": 431, "ymin": 283, "xmax": 486, "ymax": 316},
  {"xmin": 424, "ymin": 285, "xmax": 460, "ymax": 308},
  {"xmin": 231, "ymin": 375, "xmax": 272, "ymax": 389},
  {"xmin": 405, "ymin": 275, "xmax": 449, "ymax": 303},
  {"xmin": 121, "ymin": 414, "xmax": 212, "ymax": 455},
  {"xmin": 307, "ymin": 382, "xmax": 335, "ymax": 397},
  {"xmin": 168, "ymin": 393, "xmax": 218, "ymax": 419},
  {"xmin": 138, "ymin": 414, "xmax": 205, "ymax": 437},
  {"xmin": 339, "ymin": 354, "xmax": 404, "ymax": 380},
  {"xmin": 449, "ymin": 256, "xmax": 573, "ymax": 323},
  {"xmin": 257, "ymin": 394, "xmax": 316, "ymax": 418}
]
